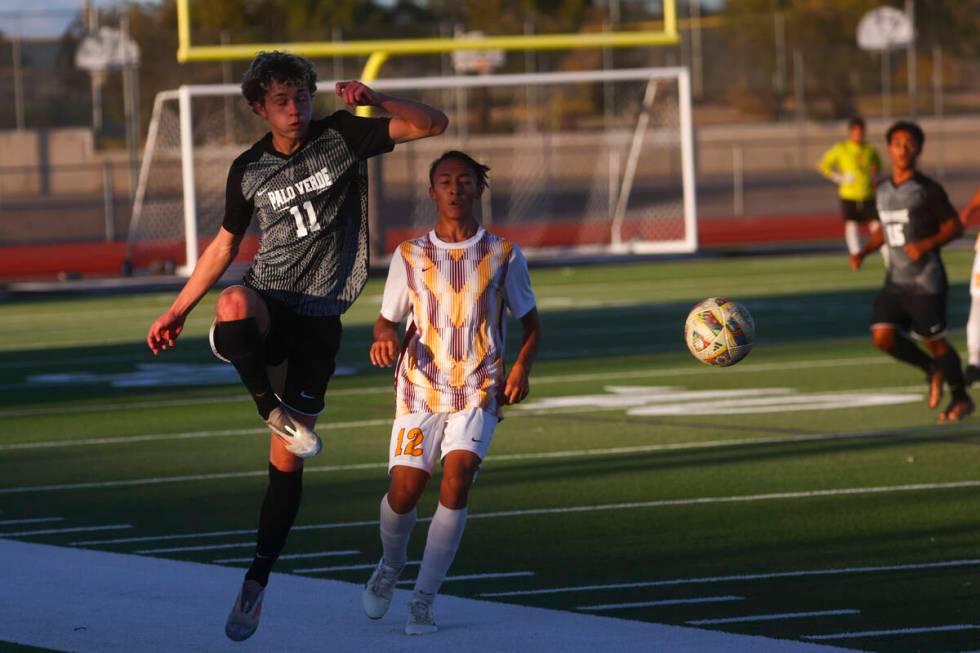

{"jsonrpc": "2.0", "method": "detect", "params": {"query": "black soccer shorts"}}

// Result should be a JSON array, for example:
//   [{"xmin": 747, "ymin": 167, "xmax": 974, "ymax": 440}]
[
  {"xmin": 871, "ymin": 287, "xmax": 948, "ymax": 341},
  {"xmin": 840, "ymin": 198, "xmax": 878, "ymax": 223},
  {"xmin": 211, "ymin": 295, "xmax": 342, "ymax": 416}
]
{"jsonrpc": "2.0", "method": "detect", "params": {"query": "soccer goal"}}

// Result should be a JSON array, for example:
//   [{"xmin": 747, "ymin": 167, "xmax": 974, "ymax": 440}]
[{"xmin": 126, "ymin": 67, "xmax": 696, "ymax": 274}]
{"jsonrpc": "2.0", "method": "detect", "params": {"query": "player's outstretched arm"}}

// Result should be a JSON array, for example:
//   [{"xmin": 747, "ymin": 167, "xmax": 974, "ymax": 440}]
[
  {"xmin": 335, "ymin": 80, "xmax": 448, "ymax": 144},
  {"xmin": 960, "ymin": 187, "xmax": 980, "ymax": 228},
  {"xmin": 370, "ymin": 316, "xmax": 401, "ymax": 367},
  {"xmin": 502, "ymin": 308, "xmax": 542, "ymax": 405},
  {"xmin": 850, "ymin": 227, "xmax": 885, "ymax": 271},
  {"xmin": 146, "ymin": 227, "xmax": 242, "ymax": 354}
]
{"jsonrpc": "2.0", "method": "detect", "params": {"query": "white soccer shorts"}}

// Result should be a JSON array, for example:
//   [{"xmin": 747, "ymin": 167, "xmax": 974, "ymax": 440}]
[
  {"xmin": 971, "ymin": 250, "xmax": 980, "ymax": 299},
  {"xmin": 387, "ymin": 408, "xmax": 498, "ymax": 474}
]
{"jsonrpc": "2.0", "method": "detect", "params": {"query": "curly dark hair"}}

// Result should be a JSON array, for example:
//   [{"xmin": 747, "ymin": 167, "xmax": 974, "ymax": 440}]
[
  {"xmin": 886, "ymin": 120, "xmax": 925, "ymax": 150},
  {"xmin": 428, "ymin": 151, "xmax": 491, "ymax": 190},
  {"xmin": 240, "ymin": 51, "xmax": 317, "ymax": 107}
]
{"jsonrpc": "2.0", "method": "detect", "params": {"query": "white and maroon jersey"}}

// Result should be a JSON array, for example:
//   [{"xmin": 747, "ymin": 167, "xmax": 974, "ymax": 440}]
[
  {"xmin": 222, "ymin": 111, "xmax": 394, "ymax": 316},
  {"xmin": 380, "ymin": 228, "xmax": 536, "ymax": 417}
]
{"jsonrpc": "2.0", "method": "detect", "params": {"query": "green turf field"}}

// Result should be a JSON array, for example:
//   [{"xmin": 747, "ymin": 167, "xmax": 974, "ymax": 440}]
[{"xmin": 3, "ymin": 249, "xmax": 980, "ymax": 652}]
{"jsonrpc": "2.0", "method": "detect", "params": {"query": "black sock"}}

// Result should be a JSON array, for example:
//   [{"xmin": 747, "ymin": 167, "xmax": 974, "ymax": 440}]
[
  {"xmin": 246, "ymin": 464, "xmax": 303, "ymax": 587},
  {"xmin": 886, "ymin": 335, "xmax": 933, "ymax": 374},
  {"xmin": 934, "ymin": 348, "xmax": 968, "ymax": 401},
  {"xmin": 214, "ymin": 318, "xmax": 278, "ymax": 419}
]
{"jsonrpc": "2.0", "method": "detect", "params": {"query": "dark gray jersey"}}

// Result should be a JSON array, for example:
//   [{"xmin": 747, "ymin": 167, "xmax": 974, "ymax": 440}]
[
  {"xmin": 876, "ymin": 172, "xmax": 957, "ymax": 294},
  {"xmin": 223, "ymin": 111, "xmax": 394, "ymax": 316}
]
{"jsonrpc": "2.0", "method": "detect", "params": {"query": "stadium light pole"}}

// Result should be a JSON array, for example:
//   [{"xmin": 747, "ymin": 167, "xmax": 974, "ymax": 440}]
[
  {"xmin": 905, "ymin": 0, "xmax": 916, "ymax": 117},
  {"xmin": 11, "ymin": 32, "xmax": 24, "ymax": 130},
  {"xmin": 689, "ymin": 0, "xmax": 703, "ymax": 99}
]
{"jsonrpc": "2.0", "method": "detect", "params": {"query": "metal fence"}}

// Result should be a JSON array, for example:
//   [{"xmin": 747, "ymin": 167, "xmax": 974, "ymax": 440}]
[{"xmin": 0, "ymin": 160, "xmax": 133, "ymax": 245}]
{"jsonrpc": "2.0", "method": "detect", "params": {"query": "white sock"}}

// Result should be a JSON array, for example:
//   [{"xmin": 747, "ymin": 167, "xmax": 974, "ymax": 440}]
[
  {"xmin": 379, "ymin": 494, "xmax": 416, "ymax": 569},
  {"xmin": 413, "ymin": 503, "xmax": 468, "ymax": 599},
  {"xmin": 967, "ymin": 298, "xmax": 980, "ymax": 366},
  {"xmin": 844, "ymin": 220, "xmax": 861, "ymax": 255}
]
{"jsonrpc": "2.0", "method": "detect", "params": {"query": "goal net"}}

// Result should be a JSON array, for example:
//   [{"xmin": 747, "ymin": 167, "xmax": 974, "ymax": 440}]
[{"xmin": 126, "ymin": 67, "xmax": 696, "ymax": 274}]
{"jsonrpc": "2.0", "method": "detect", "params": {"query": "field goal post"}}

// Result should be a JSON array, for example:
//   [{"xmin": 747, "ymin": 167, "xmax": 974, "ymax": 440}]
[{"xmin": 127, "ymin": 67, "xmax": 696, "ymax": 274}]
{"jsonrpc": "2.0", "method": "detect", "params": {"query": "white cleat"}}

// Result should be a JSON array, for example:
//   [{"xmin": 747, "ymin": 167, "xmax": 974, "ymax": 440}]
[
  {"xmin": 405, "ymin": 596, "xmax": 438, "ymax": 635},
  {"xmin": 225, "ymin": 579, "xmax": 265, "ymax": 642},
  {"xmin": 265, "ymin": 405, "xmax": 322, "ymax": 458},
  {"xmin": 362, "ymin": 559, "xmax": 402, "ymax": 619}
]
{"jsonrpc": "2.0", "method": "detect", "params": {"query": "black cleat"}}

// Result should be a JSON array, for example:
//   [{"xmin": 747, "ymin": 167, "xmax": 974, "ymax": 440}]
[
  {"xmin": 965, "ymin": 365, "xmax": 980, "ymax": 387},
  {"xmin": 938, "ymin": 397, "xmax": 975, "ymax": 423}
]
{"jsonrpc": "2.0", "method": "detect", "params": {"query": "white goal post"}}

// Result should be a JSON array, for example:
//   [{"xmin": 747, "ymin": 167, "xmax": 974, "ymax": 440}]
[{"xmin": 127, "ymin": 67, "xmax": 697, "ymax": 275}]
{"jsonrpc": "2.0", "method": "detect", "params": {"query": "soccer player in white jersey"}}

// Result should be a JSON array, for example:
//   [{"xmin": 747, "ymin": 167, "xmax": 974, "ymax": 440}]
[
  {"xmin": 146, "ymin": 51, "xmax": 447, "ymax": 641},
  {"xmin": 362, "ymin": 151, "xmax": 542, "ymax": 635},
  {"xmin": 960, "ymin": 187, "xmax": 980, "ymax": 384}
]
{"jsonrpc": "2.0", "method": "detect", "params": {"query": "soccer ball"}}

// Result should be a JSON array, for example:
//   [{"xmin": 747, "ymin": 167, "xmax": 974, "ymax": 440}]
[{"xmin": 684, "ymin": 297, "xmax": 755, "ymax": 367}]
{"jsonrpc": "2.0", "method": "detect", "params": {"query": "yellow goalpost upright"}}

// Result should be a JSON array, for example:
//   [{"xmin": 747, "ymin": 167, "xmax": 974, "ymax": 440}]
[{"xmin": 175, "ymin": 0, "xmax": 679, "ymax": 87}]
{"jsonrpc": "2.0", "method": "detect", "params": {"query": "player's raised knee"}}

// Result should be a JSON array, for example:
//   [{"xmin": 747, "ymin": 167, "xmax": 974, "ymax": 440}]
[
  {"xmin": 215, "ymin": 286, "xmax": 259, "ymax": 322},
  {"xmin": 871, "ymin": 326, "xmax": 896, "ymax": 351}
]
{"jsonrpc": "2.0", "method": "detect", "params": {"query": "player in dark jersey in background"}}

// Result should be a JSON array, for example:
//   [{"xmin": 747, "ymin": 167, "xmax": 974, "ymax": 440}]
[
  {"xmin": 850, "ymin": 121, "xmax": 972, "ymax": 422},
  {"xmin": 146, "ymin": 51, "xmax": 448, "ymax": 641}
]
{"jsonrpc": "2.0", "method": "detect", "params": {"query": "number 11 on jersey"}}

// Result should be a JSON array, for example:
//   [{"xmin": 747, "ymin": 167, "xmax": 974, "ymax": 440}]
[{"xmin": 290, "ymin": 201, "xmax": 321, "ymax": 238}]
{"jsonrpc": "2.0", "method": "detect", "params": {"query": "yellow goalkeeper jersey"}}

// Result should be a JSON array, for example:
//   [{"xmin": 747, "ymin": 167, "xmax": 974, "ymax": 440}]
[{"xmin": 818, "ymin": 141, "xmax": 881, "ymax": 201}]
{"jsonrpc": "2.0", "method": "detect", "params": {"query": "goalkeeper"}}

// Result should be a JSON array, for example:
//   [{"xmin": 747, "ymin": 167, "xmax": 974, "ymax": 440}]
[{"xmin": 819, "ymin": 116, "xmax": 882, "ymax": 258}]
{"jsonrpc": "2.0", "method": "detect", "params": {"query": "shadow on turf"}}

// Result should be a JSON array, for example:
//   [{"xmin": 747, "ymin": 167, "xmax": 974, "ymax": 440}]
[{"xmin": 0, "ymin": 282, "xmax": 970, "ymax": 410}]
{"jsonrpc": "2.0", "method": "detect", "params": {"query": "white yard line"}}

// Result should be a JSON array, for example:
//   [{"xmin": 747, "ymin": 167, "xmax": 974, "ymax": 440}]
[
  {"xmin": 0, "ymin": 517, "xmax": 62, "ymax": 526},
  {"xmin": 0, "ymin": 539, "xmax": 852, "ymax": 652},
  {"xmin": 690, "ymin": 610, "xmax": 860, "ymax": 625},
  {"xmin": 214, "ymin": 549, "xmax": 359, "ymax": 564},
  {"xmin": 531, "ymin": 356, "xmax": 888, "ymax": 385},
  {"xmin": 72, "ymin": 519, "xmax": 382, "ymax": 546},
  {"xmin": 0, "ymin": 419, "xmax": 391, "ymax": 451},
  {"xmin": 0, "ymin": 524, "xmax": 132, "ymax": 537},
  {"xmin": 396, "ymin": 571, "xmax": 535, "ymax": 585},
  {"xmin": 136, "ymin": 541, "xmax": 257, "ymax": 554},
  {"xmin": 0, "ymin": 427, "xmax": 268, "ymax": 450},
  {"xmin": 0, "ymin": 379, "xmax": 941, "ymax": 453},
  {"xmin": 7, "ymin": 414, "xmax": 966, "ymax": 494},
  {"xmin": 1, "ymin": 463, "xmax": 389, "ymax": 495},
  {"xmin": 295, "ymin": 560, "xmax": 422, "ymax": 574},
  {"xmin": 0, "ymin": 386, "xmax": 390, "ymax": 419},
  {"xmin": 0, "ymin": 395, "xmax": 248, "ymax": 418},
  {"xmin": 580, "ymin": 596, "xmax": 744, "ymax": 611},
  {"xmin": 803, "ymin": 624, "xmax": 980, "ymax": 640},
  {"xmin": 68, "ymin": 480, "xmax": 980, "ymax": 550},
  {"xmin": 481, "ymin": 558, "xmax": 980, "ymax": 598}
]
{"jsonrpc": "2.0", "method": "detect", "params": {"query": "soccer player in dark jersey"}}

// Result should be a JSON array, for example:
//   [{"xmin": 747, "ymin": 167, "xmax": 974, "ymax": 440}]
[
  {"xmin": 146, "ymin": 51, "xmax": 447, "ymax": 641},
  {"xmin": 850, "ymin": 121, "xmax": 973, "ymax": 422}
]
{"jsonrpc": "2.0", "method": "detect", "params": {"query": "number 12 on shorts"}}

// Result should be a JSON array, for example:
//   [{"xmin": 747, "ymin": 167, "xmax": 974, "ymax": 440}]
[{"xmin": 395, "ymin": 427, "xmax": 425, "ymax": 457}]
